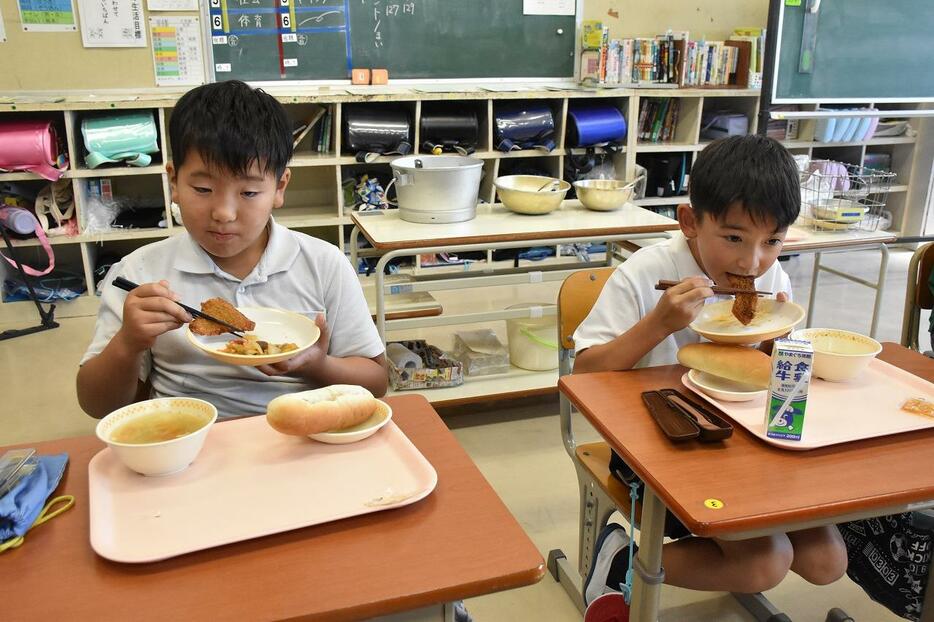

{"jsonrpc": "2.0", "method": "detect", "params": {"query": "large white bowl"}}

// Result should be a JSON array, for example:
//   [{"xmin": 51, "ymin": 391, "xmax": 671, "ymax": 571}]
[
  {"xmin": 691, "ymin": 299, "xmax": 806, "ymax": 345},
  {"xmin": 186, "ymin": 307, "xmax": 321, "ymax": 367},
  {"xmin": 686, "ymin": 370, "xmax": 766, "ymax": 402},
  {"xmin": 789, "ymin": 328, "xmax": 882, "ymax": 382},
  {"xmin": 308, "ymin": 400, "xmax": 393, "ymax": 444},
  {"xmin": 96, "ymin": 397, "xmax": 217, "ymax": 476},
  {"xmin": 494, "ymin": 175, "xmax": 570, "ymax": 215}
]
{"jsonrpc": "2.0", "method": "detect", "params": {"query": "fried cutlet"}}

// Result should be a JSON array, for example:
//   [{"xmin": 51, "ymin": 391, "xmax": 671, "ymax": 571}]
[
  {"xmin": 727, "ymin": 274, "xmax": 757, "ymax": 326},
  {"xmin": 189, "ymin": 297, "xmax": 255, "ymax": 335}
]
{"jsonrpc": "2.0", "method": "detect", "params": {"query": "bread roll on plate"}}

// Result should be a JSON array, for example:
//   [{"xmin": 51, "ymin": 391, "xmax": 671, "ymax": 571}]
[
  {"xmin": 267, "ymin": 385, "xmax": 377, "ymax": 436},
  {"xmin": 677, "ymin": 343, "xmax": 771, "ymax": 389}
]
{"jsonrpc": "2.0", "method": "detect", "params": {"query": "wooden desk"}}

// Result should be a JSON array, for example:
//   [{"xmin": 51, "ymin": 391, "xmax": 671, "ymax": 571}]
[
  {"xmin": 0, "ymin": 395, "xmax": 544, "ymax": 621},
  {"xmin": 559, "ymin": 344, "xmax": 934, "ymax": 621}
]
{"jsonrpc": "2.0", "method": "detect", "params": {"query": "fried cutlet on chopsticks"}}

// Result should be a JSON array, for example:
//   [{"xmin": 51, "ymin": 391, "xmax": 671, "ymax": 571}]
[
  {"xmin": 189, "ymin": 297, "xmax": 255, "ymax": 336},
  {"xmin": 727, "ymin": 274, "xmax": 757, "ymax": 325}
]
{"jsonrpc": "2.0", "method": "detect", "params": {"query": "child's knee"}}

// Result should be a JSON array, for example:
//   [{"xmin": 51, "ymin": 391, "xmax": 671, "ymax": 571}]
[
  {"xmin": 793, "ymin": 529, "xmax": 848, "ymax": 585},
  {"xmin": 730, "ymin": 535, "xmax": 794, "ymax": 593}
]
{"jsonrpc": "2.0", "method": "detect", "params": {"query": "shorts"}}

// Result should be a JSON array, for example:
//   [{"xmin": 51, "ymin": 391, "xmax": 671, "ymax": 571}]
[{"xmin": 609, "ymin": 450, "xmax": 691, "ymax": 541}]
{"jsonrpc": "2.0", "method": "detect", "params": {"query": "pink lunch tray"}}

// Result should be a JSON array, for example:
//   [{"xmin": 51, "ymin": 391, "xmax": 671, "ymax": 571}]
[
  {"xmin": 682, "ymin": 358, "xmax": 934, "ymax": 451},
  {"xmin": 88, "ymin": 416, "xmax": 438, "ymax": 563}
]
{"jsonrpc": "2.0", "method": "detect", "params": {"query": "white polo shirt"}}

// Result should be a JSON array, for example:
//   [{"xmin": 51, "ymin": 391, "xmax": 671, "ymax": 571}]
[
  {"xmin": 573, "ymin": 232, "xmax": 792, "ymax": 368},
  {"xmin": 81, "ymin": 220, "xmax": 385, "ymax": 418}
]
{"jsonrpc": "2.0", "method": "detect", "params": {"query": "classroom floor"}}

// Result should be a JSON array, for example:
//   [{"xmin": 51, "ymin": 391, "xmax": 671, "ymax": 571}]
[{"xmin": 2, "ymin": 247, "xmax": 930, "ymax": 621}]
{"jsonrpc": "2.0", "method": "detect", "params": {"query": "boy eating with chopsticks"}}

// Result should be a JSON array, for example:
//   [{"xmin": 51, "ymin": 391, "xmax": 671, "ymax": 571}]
[{"xmin": 573, "ymin": 135, "xmax": 847, "ymax": 611}]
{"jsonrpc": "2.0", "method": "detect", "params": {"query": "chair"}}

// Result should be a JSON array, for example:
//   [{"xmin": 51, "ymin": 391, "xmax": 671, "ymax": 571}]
[
  {"xmin": 546, "ymin": 268, "xmax": 838, "ymax": 622},
  {"xmin": 901, "ymin": 242, "xmax": 934, "ymax": 354}
]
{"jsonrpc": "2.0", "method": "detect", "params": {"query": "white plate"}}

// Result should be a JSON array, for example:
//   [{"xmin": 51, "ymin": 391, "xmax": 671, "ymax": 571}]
[
  {"xmin": 309, "ymin": 400, "xmax": 393, "ymax": 444},
  {"xmin": 686, "ymin": 370, "xmax": 766, "ymax": 402},
  {"xmin": 186, "ymin": 307, "xmax": 320, "ymax": 366},
  {"xmin": 691, "ymin": 299, "xmax": 806, "ymax": 345}
]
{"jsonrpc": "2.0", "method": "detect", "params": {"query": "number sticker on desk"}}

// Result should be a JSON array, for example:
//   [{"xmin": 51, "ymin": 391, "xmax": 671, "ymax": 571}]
[{"xmin": 704, "ymin": 498, "xmax": 724, "ymax": 510}]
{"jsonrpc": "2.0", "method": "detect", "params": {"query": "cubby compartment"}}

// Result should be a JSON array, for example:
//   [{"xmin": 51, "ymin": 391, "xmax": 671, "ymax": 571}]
[
  {"xmin": 71, "ymin": 109, "xmax": 164, "ymax": 172},
  {"xmin": 699, "ymin": 96, "xmax": 757, "ymax": 143},
  {"xmin": 495, "ymin": 155, "xmax": 561, "ymax": 181},
  {"xmin": 2, "ymin": 241, "xmax": 86, "ymax": 303},
  {"xmin": 491, "ymin": 99, "xmax": 563, "ymax": 155},
  {"xmin": 0, "ymin": 111, "xmax": 69, "ymax": 180},
  {"xmin": 279, "ymin": 165, "xmax": 341, "ymax": 226},
  {"xmin": 342, "ymin": 102, "xmax": 416, "ymax": 159},
  {"xmin": 419, "ymin": 100, "xmax": 487, "ymax": 155},
  {"xmin": 564, "ymin": 97, "xmax": 629, "ymax": 151},
  {"xmin": 287, "ymin": 102, "xmax": 338, "ymax": 161},
  {"xmin": 339, "ymin": 163, "xmax": 395, "ymax": 215},
  {"xmin": 811, "ymin": 145, "xmax": 863, "ymax": 167},
  {"xmin": 76, "ymin": 174, "xmax": 168, "ymax": 236},
  {"xmin": 635, "ymin": 96, "xmax": 701, "ymax": 148},
  {"xmin": 636, "ymin": 152, "xmax": 692, "ymax": 200}
]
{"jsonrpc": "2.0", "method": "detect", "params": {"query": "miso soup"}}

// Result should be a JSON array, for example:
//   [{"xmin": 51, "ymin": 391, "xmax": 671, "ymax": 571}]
[{"xmin": 110, "ymin": 411, "xmax": 208, "ymax": 444}]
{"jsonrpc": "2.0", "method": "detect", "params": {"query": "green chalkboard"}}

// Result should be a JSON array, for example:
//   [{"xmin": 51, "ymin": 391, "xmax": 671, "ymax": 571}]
[
  {"xmin": 773, "ymin": 0, "xmax": 934, "ymax": 102},
  {"xmin": 207, "ymin": 0, "xmax": 576, "ymax": 82}
]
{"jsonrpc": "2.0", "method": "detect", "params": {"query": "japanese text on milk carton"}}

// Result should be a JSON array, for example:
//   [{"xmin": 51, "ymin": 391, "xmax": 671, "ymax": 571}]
[{"xmin": 766, "ymin": 339, "xmax": 813, "ymax": 441}]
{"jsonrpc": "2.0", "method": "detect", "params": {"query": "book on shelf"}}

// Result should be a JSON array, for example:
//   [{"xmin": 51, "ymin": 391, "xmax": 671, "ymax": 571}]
[
  {"xmin": 581, "ymin": 28, "xmax": 752, "ymax": 89},
  {"xmin": 638, "ymin": 97, "xmax": 681, "ymax": 143}
]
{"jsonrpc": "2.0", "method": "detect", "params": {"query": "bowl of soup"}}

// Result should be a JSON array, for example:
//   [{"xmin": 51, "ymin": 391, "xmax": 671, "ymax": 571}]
[
  {"xmin": 789, "ymin": 328, "xmax": 882, "ymax": 382},
  {"xmin": 96, "ymin": 398, "xmax": 217, "ymax": 476}
]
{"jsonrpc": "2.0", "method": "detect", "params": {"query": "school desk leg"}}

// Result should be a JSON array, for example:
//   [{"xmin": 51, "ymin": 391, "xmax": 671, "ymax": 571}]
[
  {"xmin": 806, "ymin": 251, "xmax": 822, "ymax": 329},
  {"xmin": 869, "ymin": 244, "xmax": 889, "ymax": 339},
  {"xmin": 630, "ymin": 487, "xmax": 666, "ymax": 622}
]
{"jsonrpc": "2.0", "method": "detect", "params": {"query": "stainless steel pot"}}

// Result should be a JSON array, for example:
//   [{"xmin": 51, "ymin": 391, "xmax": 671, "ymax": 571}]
[{"xmin": 387, "ymin": 155, "xmax": 483, "ymax": 224}]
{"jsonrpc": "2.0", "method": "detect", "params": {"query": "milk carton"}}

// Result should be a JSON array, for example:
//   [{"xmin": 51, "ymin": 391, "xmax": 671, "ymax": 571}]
[{"xmin": 765, "ymin": 338, "xmax": 813, "ymax": 441}]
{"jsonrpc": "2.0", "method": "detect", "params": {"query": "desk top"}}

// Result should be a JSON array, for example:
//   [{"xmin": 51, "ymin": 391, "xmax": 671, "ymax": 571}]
[
  {"xmin": 1, "ymin": 395, "xmax": 544, "ymax": 621},
  {"xmin": 351, "ymin": 201, "xmax": 678, "ymax": 250},
  {"xmin": 781, "ymin": 226, "xmax": 897, "ymax": 252},
  {"xmin": 560, "ymin": 344, "xmax": 934, "ymax": 539}
]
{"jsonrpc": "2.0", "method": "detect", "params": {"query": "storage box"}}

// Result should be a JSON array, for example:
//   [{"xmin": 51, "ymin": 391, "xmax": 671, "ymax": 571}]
[
  {"xmin": 387, "ymin": 340, "xmax": 464, "ymax": 391},
  {"xmin": 451, "ymin": 329, "xmax": 510, "ymax": 377}
]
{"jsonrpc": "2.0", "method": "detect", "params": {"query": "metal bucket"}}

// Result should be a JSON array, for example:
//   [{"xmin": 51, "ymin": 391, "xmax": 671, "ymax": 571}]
[{"xmin": 388, "ymin": 155, "xmax": 483, "ymax": 224}]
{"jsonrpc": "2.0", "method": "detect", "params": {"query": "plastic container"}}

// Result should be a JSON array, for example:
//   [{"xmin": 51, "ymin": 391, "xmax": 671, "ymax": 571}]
[
  {"xmin": 451, "ymin": 329, "xmax": 510, "ymax": 376},
  {"xmin": 505, "ymin": 303, "xmax": 558, "ymax": 371}
]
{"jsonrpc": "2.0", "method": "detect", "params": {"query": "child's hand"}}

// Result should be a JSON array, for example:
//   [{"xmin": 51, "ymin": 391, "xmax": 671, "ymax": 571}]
[
  {"xmin": 115, "ymin": 280, "xmax": 191, "ymax": 353},
  {"xmin": 649, "ymin": 276, "xmax": 714, "ymax": 335},
  {"xmin": 257, "ymin": 313, "xmax": 329, "ymax": 378}
]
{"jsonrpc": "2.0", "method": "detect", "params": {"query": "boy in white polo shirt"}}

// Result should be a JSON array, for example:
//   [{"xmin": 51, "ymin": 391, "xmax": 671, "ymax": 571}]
[
  {"xmin": 77, "ymin": 81, "xmax": 386, "ymax": 419},
  {"xmin": 574, "ymin": 136, "xmax": 848, "ymax": 610}
]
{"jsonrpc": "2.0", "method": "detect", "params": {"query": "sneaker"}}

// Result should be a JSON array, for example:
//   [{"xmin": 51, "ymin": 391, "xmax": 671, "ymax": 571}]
[
  {"xmin": 585, "ymin": 592, "xmax": 630, "ymax": 622},
  {"xmin": 583, "ymin": 523, "xmax": 638, "ymax": 606}
]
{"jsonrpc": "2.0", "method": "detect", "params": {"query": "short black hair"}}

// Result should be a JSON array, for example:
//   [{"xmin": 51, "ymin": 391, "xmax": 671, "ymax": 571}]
[
  {"xmin": 169, "ymin": 80, "xmax": 293, "ymax": 179},
  {"xmin": 689, "ymin": 134, "xmax": 800, "ymax": 230}
]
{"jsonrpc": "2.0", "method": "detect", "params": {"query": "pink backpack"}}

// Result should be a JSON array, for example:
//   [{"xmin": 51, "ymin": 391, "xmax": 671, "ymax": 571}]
[{"xmin": 0, "ymin": 120, "xmax": 68, "ymax": 181}]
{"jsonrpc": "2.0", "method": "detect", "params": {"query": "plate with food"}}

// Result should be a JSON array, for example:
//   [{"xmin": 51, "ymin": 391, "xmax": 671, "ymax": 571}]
[
  {"xmin": 266, "ymin": 385, "xmax": 392, "ymax": 444},
  {"xmin": 678, "ymin": 343, "xmax": 769, "ymax": 402},
  {"xmin": 185, "ymin": 298, "xmax": 320, "ymax": 366},
  {"xmin": 690, "ymin": 297, "xmax": 806, "ymax": 345}
]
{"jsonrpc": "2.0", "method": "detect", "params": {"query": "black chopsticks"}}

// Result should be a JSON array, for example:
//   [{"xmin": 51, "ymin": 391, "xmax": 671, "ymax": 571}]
[{"xmin": 112, "ymin": 277, "xmax": 245, "ymax": 337}]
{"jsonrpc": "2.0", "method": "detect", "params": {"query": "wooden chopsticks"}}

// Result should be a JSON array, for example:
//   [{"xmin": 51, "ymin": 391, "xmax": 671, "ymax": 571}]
[{"xmin": 654, "ymin": 279, "xmax": 772, "ymax": 296}]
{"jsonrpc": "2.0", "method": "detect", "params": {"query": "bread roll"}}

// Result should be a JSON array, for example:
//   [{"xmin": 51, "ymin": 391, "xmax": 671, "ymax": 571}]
[
  {"xmin": 266, "ymin": 385, "xmax": 377, "ymax": 436},
  {"xmin": 677, "ymin": 343, "xmax": 771, "ymax": 389}
]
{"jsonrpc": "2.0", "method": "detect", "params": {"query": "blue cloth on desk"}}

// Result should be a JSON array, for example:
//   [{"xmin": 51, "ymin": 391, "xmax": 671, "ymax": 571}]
[{"xmin": 0, "ymin": 453, "xmax": 68, "ymax": 540}]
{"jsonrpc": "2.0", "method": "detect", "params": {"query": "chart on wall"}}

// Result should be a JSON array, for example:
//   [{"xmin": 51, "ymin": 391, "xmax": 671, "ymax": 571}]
[{"xmin": 206, "ymin": 0, "xmax": 576, "ymax": 81}]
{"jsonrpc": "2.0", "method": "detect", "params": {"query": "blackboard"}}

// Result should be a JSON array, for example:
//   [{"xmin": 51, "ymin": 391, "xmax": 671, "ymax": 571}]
[
  {"xmin": 772, "ymin": 0, "xmax": 934, "ymax": 103},
  {"xmin": 207, "ymin": 0, "xmax": 576, "ymax": 82}
]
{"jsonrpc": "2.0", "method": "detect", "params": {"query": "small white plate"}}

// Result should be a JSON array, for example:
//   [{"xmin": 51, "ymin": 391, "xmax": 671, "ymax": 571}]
[
  {"xmin": 686, "ymin": 370, "xmax": 766, "ymax": 403},
  {"xmin": 186, "ymin": 307, "xmax": 320, "ymax": 367},
  {"xmin": 691, "ymin": 299, "xmax": 806, "ymax": 345},
  {"xmin": 309, "ymin": 400, "xmax": 393, "ymax": 444}
]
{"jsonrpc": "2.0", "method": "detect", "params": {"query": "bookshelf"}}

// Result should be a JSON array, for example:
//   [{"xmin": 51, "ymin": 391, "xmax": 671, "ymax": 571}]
[{"xmin": 0, "ymin": 85, "xmax": 929, "ymax": 325}]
